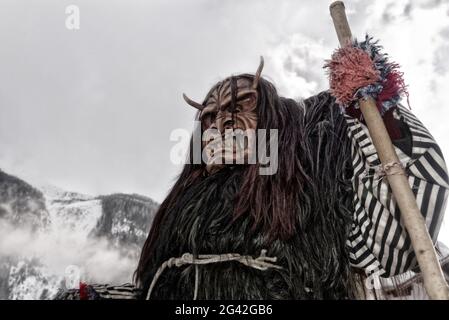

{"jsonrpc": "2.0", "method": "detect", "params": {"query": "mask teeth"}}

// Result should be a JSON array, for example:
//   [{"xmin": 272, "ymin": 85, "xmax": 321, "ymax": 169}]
[{"xmin": 236, "ymin": 134, "xmax": 245, "ymax": 151}]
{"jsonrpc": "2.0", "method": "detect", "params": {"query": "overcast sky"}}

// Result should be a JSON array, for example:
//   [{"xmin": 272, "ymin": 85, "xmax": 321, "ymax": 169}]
[{"xmin": 1, "ymin": 0, "xmax": 449, "ymax": 242}]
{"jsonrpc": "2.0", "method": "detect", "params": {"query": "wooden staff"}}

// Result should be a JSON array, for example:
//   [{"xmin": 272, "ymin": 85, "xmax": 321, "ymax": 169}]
[{"xmin": 329, "ymin": 1, "xmax": 449, "ymax": 300}]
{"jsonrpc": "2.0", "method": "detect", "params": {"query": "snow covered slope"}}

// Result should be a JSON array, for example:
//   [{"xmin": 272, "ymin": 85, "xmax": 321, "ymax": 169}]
[{"xmin": 0, "ymin": 169, "xmax": 158, "ymax": 300}]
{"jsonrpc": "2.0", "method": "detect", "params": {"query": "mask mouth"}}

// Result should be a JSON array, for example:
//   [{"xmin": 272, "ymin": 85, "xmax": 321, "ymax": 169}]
[{"xmin": 204, "ymin": 129, "xmax": 255, "ymax": 173}]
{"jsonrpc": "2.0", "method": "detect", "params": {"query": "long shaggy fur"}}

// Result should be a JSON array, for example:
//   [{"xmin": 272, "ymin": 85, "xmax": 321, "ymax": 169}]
[{"xmin": 135, "ymin": 76, "xmax": 357, "ymax": 299}]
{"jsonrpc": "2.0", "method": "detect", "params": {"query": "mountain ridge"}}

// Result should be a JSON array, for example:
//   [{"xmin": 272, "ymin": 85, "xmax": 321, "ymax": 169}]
[{"xmin": 0, "ymin": 168, "xmax": 158, "ymax": 299}]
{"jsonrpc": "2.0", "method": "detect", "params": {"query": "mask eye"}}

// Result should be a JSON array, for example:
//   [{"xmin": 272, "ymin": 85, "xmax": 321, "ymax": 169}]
[
  {"xmin": 238, "ymin": 93, "xmax": 257, "ymax": 110},
  {"xmin": 201, "ymin": 112, "xmax": 216, "ymax": 128}
]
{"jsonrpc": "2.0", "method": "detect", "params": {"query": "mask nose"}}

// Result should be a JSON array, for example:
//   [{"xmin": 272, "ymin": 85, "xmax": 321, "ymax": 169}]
[{"xmin": 217, "ymin": 114, "xmax": 234, "ymax": 133}]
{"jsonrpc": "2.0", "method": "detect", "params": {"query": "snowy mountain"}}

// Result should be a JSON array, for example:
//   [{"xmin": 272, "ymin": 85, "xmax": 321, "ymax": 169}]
[{"xmin": 0, "ymin": 169, "xmax": 158, "ymax": 300}]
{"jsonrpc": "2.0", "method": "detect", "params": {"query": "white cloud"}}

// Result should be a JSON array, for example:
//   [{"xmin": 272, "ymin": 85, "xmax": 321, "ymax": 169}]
[
  {"xmin": 0, "ymin": 0, "xmax": 448, "ymax": 244},
  {"xmin": 267, "ymin": 34, "xmax": 331, "ymax": 99}
]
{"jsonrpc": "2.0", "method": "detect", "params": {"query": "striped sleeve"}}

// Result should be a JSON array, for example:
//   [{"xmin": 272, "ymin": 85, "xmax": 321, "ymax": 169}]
[{"xmin": 344, "ymin": 104, "xmax": 449, "ymax": 277}]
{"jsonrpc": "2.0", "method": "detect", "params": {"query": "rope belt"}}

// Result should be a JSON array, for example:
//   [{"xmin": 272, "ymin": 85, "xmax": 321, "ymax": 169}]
[{"xmin": 146, "ymin": 249, "xmax": 283, "ymax": 300}]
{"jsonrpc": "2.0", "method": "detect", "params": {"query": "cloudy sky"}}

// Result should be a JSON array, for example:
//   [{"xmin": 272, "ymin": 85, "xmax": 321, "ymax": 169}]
[{"xmin": 1, "ymin": 0, "xmax": 449, "ymax": 242}]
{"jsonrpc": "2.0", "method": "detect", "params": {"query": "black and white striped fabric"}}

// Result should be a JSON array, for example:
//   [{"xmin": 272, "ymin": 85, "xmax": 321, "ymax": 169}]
[
  {"xmin": 345, "ymin": 104, "xmax": 449, "ymax": 277},
  {"xmin": 55, "ymin": 283, "xmax": 141, "ymax": 300}
]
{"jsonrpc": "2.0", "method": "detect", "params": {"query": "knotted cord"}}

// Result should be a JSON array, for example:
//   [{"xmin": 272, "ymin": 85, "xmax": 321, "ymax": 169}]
[{"xmin": 146, "ymin": 249, "xmax": 283, "ymax": 300}]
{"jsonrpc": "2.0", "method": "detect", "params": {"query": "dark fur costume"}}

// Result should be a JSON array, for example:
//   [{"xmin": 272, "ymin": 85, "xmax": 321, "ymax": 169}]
[{"xmin": 137, "ymin": 90, "xmax": 357, "ymax": 299}]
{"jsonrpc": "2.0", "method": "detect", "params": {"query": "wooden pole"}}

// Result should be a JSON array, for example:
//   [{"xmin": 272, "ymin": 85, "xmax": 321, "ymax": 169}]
[{"xmin": 329, "ymin": 1, "xmax": 449, "ymax": 300}]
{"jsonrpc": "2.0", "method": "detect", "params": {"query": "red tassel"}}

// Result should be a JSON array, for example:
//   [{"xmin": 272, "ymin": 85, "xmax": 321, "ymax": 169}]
[
  {"xmin": 376, "ymin": 66, "xmax": 409, "ymax": 112},
  {"xmin": 79, "ymin": 282, "xmax": 88, "ymax": 300}
]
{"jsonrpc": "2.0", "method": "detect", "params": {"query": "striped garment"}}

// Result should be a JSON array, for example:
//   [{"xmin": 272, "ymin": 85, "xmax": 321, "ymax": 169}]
[
  {"xmin": 55, "ymin": 283, "xmax": 141, "ymax": 300},
  {"xmin": 345, "ymin": 104, "xmax": 449, "ymax": 278}
]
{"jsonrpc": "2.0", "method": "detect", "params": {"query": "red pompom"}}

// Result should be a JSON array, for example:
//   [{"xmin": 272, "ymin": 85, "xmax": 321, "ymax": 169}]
[{"xmin": 325, "ymin": 46, "xmax": 380, "ymax": 106}]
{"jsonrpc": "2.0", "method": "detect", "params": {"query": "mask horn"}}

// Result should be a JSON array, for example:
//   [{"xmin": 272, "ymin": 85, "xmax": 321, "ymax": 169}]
[
  {"xmin": 252, "ymin": 56, "xmax": 264, "ymax": 89},
  {"xmin": 183, "ymin": 93, "xmax": 204, "ymax": 111}
]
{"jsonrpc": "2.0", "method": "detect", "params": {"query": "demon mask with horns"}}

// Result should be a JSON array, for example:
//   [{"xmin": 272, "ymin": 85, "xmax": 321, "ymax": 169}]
[{"xmin": 182, "ymin": 58, "xmax": 265, "ymax": 174}]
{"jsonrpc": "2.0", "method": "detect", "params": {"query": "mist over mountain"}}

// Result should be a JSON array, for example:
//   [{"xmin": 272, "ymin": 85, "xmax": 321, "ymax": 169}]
[{"xmin": 0, "ymin": 169, "xmax": 158, "ymax": 300}]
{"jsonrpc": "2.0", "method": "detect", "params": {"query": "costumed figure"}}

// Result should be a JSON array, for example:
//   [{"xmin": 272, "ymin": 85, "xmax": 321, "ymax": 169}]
[{"xmin": 57, "ymin": 37, "xmax": 449, "ymax": 300}]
